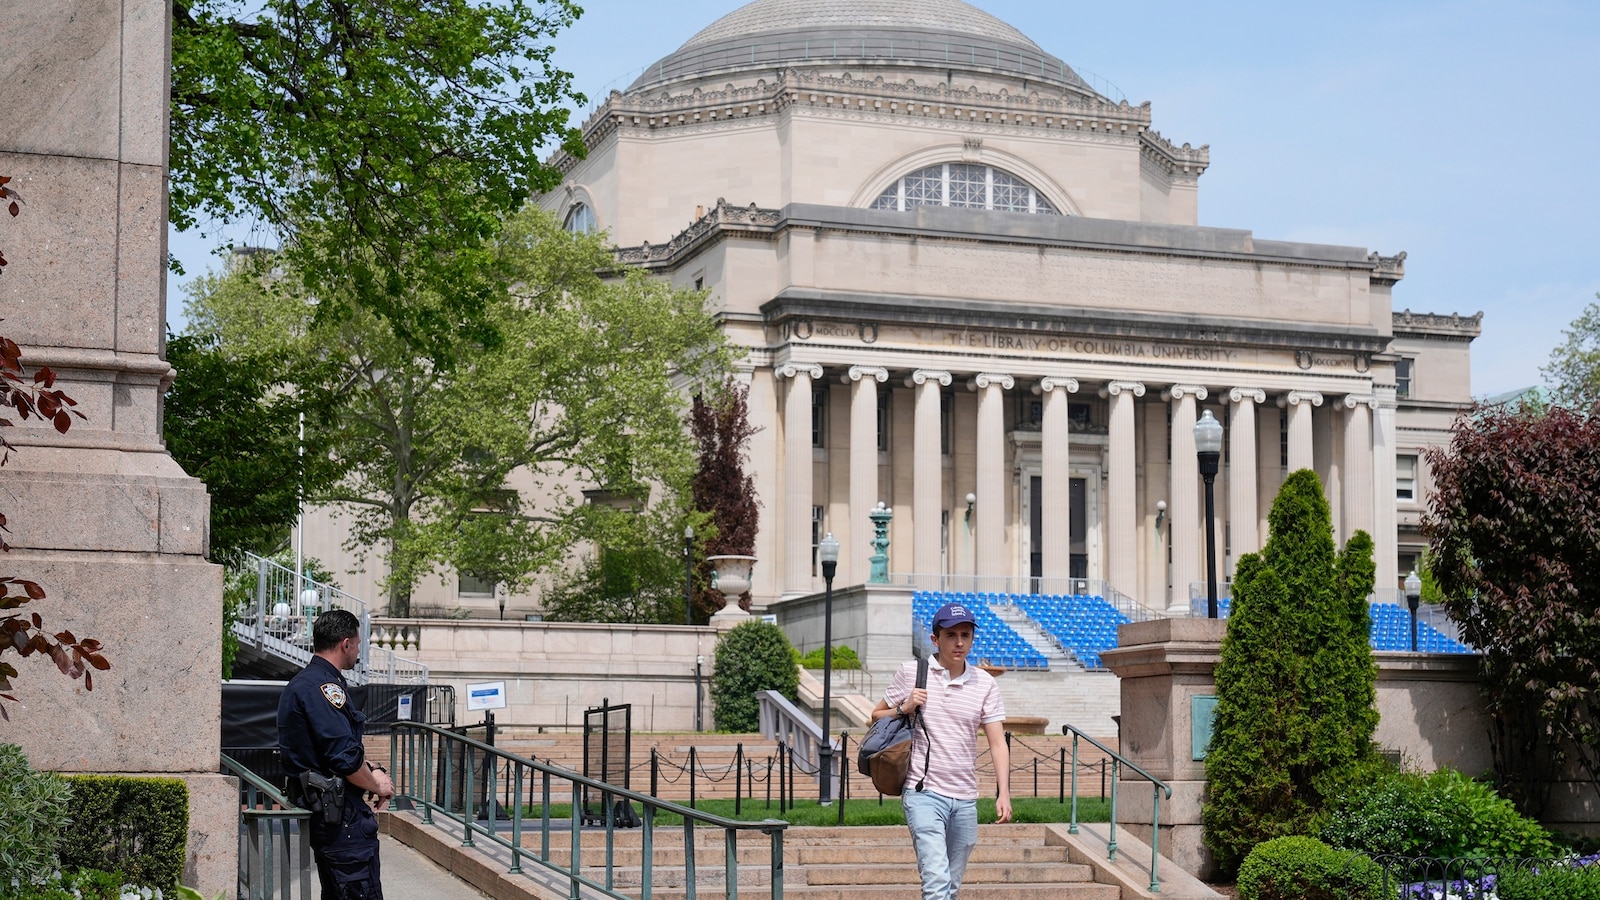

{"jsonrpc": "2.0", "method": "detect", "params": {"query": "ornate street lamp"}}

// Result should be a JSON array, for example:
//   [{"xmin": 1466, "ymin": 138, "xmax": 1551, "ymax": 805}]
[
  {"xmin": 1194, "ymin": 409, "xmax": 1224, "ymax": 619},
  {"xmin": 683, "ymin": 524, "xmax": 695, "ymax": 626},
  {"xmin": 817, "ymin": 532, "xmax": 840, "ymax": 805},
  {"xmin": 1405, "ymin": 569, "xmax": 1422, "ymax": 652}
]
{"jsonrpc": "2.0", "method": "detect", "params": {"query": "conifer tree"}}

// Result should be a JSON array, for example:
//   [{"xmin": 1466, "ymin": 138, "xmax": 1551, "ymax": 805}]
[{"xmin": 1203, "ymin": 469, "xmax": 1379, "ymax": 873}]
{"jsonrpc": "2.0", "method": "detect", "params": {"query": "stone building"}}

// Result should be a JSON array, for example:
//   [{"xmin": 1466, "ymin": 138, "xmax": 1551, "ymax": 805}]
[{"xmin": 309, "ymin": 0, "xmax": 1479, "ymax": 618}]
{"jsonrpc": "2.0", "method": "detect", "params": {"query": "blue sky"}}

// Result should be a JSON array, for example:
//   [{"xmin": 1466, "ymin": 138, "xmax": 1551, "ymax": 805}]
[{"xmin": 167, "ymin": 0, "xmax": 1599, "ymax": 398}]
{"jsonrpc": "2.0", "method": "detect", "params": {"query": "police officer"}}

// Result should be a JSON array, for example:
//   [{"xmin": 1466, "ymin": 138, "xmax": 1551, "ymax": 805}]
[{"xmin": 278, "ymin": 609, "xmax": 394, "ymax": 899}]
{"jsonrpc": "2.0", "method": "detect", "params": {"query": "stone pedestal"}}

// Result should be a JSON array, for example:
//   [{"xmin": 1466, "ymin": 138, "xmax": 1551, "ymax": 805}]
[
  {"xmin": 1100, "ymin": 617, "xmax": 1227, "ymax": 880},
  {"xmin": 1, "ymin": 2, "xmax": 231, "ymax": 895}
]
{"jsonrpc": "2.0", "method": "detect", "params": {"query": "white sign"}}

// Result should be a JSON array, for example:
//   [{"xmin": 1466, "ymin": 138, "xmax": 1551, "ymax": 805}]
[
  {"xmin": 465, "ymin": 681, "xmax": 507, "ymax": 712},
  {"xmin": 396, "ymin": 695, "xmax": 413, "ymax": 721}
]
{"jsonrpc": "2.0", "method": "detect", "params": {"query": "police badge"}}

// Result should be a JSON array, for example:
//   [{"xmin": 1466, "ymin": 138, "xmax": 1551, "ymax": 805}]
[{"xmin": 320, "ymin": 683, "xmax": 347, "ymax": 709}]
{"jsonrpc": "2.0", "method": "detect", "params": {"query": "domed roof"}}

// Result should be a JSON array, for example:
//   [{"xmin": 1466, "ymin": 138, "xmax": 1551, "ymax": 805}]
[{"xmin": 629, "ymin": 0, "xmax": 1091, "ymax": 95}]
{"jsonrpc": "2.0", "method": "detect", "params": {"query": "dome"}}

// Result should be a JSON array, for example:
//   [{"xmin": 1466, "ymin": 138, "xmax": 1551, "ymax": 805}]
[{"xmin": 629, "ymin": 0, "xmax": 1092, "ymax": 95}]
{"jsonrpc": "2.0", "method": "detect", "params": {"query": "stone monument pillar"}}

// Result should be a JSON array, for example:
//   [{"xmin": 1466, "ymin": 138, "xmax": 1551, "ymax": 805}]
[{"xmin": 1, "ymin": 3, "xmax": 232, "ymax": 893}]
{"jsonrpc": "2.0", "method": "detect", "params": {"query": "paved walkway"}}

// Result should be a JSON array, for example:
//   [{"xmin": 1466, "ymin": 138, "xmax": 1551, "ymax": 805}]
[{"xmin": 380, "ymin": 831, "xmax": 491, "ymax": 899}]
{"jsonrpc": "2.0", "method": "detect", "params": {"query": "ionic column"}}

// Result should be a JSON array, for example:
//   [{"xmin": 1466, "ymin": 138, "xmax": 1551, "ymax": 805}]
[
  {"xmin": 845, "ymin": 366, "xmax": 889, "ymax": 584},
  {"xmin": 1343, "ymin": 395, "xmax": 1376, "ymax": 543},
  {"xmin": 1228, "ymin": 389, "xmax": 1266, "ymax": 567},
  {"xmin": 1035, "ymin": 376, "xmax": 1079, "ymax": 581},
  {"xmin": 1165, "ymin": 385, "xmax": 1207, "ymax": 612},
  {"xmin": 971, "ymin": 373, "xmax": 1014, "ymax": 577},
  {"xmin": 1279, "ymin": 390, "xmax": 1322, "ymax": 473},
  {"xmin": 908, "ymin": 370, "xmax": 953, "ymax": 579},
  {"xmin": 1100, "ymin": 381, "xmax": 1145, "ymax": 598},
  {"xmin": 1372, "ymin": 386, "xmax": 1399, "ymax": 591},
  {"xmin": 778, "ymin": 362, "xmax": 823, "ymax": 595}
]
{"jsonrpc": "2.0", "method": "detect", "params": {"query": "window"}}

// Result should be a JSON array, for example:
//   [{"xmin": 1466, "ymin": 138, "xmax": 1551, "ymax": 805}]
[
  {"xmin": 1396, "ymin": 358, "xmax": 1413, "ymax": 399},
  {"xmin": 458, "ymin": 570, "xmax": 495, "ymax": 597},
  {"xmin": 1280, "ymin": 408, "xmax": 1289, "ymax": 469},
  {"xmin": 870, "ymin": 163, "xmax": 1059, "ymax": 215},
  {"xmin": 1068, "ymin": 402, "xmax": 1093, "ymax": 429},
  {"xmin": 811, "ymin": 506, "xmax": 825, "ymax": 576},
  {"xmin": 563, "ymin": 202, "xmax": 597, "ymax": 234},
  {"xmin": 811, "ymin": 386, "xmax": 827, "ymax": 448},
  {"xmin": 877, "ymin": 388, "xmax": 892, "ymax": 452},
  {"xmin": 940, "ymin": 391, "xmax": 954, "ymax": 454},
  {"xmin": 1396, "ymin": 454, "xmax": 1418, "ymax": 501}
]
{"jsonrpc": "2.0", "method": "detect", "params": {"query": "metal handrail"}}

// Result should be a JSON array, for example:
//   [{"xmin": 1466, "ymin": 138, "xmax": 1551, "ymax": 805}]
[
  {"xmin": 390, "ymin": 722, "xmax": 788, "ymax": 900},
  {"xmin": 222, "ymin": 753, "xmax": 314, "ymax": 899},
  {"xmin": 1061, "ymin": 725, "xmax": 1171, "ymax": 894}
]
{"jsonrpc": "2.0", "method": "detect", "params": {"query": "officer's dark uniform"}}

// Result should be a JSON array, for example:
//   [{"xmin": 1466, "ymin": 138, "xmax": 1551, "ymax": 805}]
[{"xmin": 278, "ymin": 655, "xmax": 383, "ymax": 900}]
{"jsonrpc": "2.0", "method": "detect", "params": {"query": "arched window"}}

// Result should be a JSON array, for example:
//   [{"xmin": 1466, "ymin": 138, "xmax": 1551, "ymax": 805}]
[
  {"xmin": 564, "ymin": 202, "xmax": 598, "ymax": 234},
  {"xmin": 870, "ymin": 163, "xmax": 1059, "ymax": 215}
]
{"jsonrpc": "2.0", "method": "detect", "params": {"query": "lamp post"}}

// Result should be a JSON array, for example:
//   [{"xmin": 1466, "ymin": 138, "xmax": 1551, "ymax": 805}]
[
  {"xmin": 683, "ymin": 524, "xmax": 695, "ymax": 626},
  {"xmin": 817, "ymin": 531, "xmax": 840, "ymax": 805},
  {"xmin": 1194, "ymin": 409, "xmax": 1224, "ymax": 619},
  {"xmin": 1404, "ymin": 569, "xmax": 1422, "ymax": 652}
]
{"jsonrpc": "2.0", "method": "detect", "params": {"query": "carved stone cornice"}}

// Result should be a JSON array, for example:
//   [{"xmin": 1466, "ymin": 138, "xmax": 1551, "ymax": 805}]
[
  {"xmin": 554, "ymin": 68, "xmax": 1162, "ymax": 170},
  {"xmin": 844, "ymin": 365, "xmax": 889, "ymax": 384},
  {"xmin": 1034, "ymin": 376, "xmax": 1080, "ymax": 395},
  {"xmin": 614, "ymin": 198, "xmax": 783, "ymax": 265},
  {"xmin": 1139, "ymin": 130, "xmax": 1210, "ymax": 183},
  {"xmin": 775, "ymin": 362, "xmax": 823, "ymax": 380},
  {"xmin": 1392, "ymin": 308, "xmax": 1484, "ymax": 339},
  {"xmin": 906, "ymin": 369, "xmax": 953, "ymax": 388},
  {"xmin": 1162, "ymin": 384, "xmax": 1208, "ymax": 402},
  {"xmin": 1368, "ymin": 251, "xmax": 1407, "ymax": 286},
  {"xmin": 1100, "ymin": 381, "xmax": 1146, "ymax": 399},
  {"xmin": 1228, "ymin": 387, "xmax": 1267, "ymax": 405},
  {"xmin": 969, "ymin": 373, "xmax": 1015, "ymax": 391},
  {"xmin": 1343, "ymin": 394, "xmax": 1378, "ymax": 410},
  {"xmin": 1278, "ymin": 391, "xmax": 1324, "ymax": 408}
]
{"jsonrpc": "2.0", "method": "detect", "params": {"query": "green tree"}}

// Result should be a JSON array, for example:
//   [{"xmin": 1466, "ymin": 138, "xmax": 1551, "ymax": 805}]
[
  {"xmin": 689, "ymin": 382, "xmax": 759, "ymax": 620},
  {"xmin": 170, "ymin": 0, "xmax": 587, "ymax": 359},
  {"xmin": 1203, "ymin": 469, "xmax": 1379, "ymax": 874},
  {"xmin": 711, "ymin": 619, "xmax": 799, "ymax": 733},
  {"xmin": 163, "ymin": 332, "xmax": 343, "ymax": 562},
  {"xmin": 539, "ymin": 505, "xmax": 691, "ymax": 625},
  {"xmin": 1542, "ymin": 294, "xmax": 1600, "ymax": 412},
  {"xmin": 183, "ymin": 208, "xmax": 727, "ymax": 616},
  {"xmin": 1424, "ymin": 403, "xmax": 1600, "ymax": 814}
]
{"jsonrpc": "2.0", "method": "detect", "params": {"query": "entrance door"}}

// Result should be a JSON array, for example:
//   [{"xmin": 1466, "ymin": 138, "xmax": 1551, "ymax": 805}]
[
  {"xmin": 1070, "ymin": 478, "xmax": 1088, "ymax": 579},
  {"xmin": 1029, "ymin": 476, "xmax": 1043, "ymax": 580}
]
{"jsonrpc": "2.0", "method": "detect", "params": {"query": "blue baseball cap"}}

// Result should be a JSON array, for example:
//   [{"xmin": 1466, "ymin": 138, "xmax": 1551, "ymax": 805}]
[{"xmin": 931, "ymin": 602, "xmax": 977, "ymax": 631}]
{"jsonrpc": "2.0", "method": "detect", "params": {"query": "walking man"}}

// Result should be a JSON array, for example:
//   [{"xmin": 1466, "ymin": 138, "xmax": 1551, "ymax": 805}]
[
  {"xmin": 880, "ymin": 602, "xmax": 1011, "ymax": 900},
  {"xmin": 278, "ymin": 609, "xmax": 393, "ymax": 899}
]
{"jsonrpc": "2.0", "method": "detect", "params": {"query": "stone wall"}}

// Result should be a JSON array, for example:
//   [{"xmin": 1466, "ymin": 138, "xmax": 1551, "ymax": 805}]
[{"xmin": 0, "ymin": 3, "xmax": 232, "ymax": 894}]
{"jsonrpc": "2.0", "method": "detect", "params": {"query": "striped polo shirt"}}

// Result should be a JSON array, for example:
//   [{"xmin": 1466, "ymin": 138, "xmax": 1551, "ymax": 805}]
[{"xmin": 884, "ymin": 656, "xmax": 1006, "ymax": 800}]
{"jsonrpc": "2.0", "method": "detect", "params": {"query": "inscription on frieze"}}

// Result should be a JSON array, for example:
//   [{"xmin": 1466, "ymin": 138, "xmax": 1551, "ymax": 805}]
[{"xmin": 944, "ymin": 331, "xmax": 1240, "ymax": 363}]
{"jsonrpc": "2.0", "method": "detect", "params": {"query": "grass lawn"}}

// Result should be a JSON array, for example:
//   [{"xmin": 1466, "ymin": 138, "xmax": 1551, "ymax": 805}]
[{"xmin": 518, "ymin": 796, "xmax": 1111, "ymax": 828}]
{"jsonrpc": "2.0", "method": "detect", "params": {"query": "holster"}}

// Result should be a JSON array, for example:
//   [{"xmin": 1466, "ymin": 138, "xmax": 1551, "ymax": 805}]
[{"xmin": 292, "ymin": 770, "xmax": 347, "ymax": 826}]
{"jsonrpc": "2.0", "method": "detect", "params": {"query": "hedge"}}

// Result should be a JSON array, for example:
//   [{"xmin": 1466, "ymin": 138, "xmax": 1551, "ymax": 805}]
[{"xmin": 56, "ymin": 775, "xmax": 188, "ymax": 889}]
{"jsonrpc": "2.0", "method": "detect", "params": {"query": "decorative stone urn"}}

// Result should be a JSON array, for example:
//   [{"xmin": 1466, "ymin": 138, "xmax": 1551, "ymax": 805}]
[{"xmin": 706, "ymin": 554, "xmax": 758, "ymax": 627}]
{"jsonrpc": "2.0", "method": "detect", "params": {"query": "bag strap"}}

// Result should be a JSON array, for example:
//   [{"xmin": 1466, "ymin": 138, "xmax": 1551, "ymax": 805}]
[{"xmin": 912, "ymin": 656, "xmax": 930, "ymax": 792}]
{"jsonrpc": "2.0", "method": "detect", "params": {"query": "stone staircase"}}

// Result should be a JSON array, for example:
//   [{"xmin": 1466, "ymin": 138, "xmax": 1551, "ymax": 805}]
[
  {"xmin": 527, "ymin": 824, "xmax": 1119, "ymax": 900},
  {"xmin": 991, "ymin": 603, "xmax": 1083, "ymax": 671}
]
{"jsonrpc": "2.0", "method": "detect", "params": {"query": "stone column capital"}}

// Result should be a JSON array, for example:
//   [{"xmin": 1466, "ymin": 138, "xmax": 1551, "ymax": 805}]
[
  {"xmin": 968, "ymin": 373, "xmax": 1015, "ymax": 391},
  {"xmin": 906, "ymin": 369, "xmax": 953, "ymax": 388},
  {"xmin": 776, "ymin": 362, "xmax": 824, "ymax": 380},
  {"xmin": 843, "ymin": 365, "xmax": 889, "ymax": 385},
  {"xmin": 1228, "ymin": 387, "xmax": 1267, "ymax": 405},
  {"xmin": 1033, "ymin": 376, "xmax": 1080, "ymax": 395},
  {"xmin": 1099, "ymin": 380, "xmax": 1146, "ymax": 398},
  {"xmin": 1277, "ymin": 390, "xmax": 1324, "ymax": 408},
  {"xmin": 1162, "ymin": 384, "xmax": 1208, "ymax": 402},
  {"xmin": 1342, "ymin": 394, "xmax": 1378, "ymax": 410}
]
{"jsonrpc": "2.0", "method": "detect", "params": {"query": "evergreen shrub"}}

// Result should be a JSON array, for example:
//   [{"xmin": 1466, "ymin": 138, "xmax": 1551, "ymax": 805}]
[
  {"xmin": 1236, "ymin": 835, "xmax": 1386, "ymax": 900},
  {"xmin": 799, "ymin": 645, "xmax": 860, "ymax": 670},
  {"xmin": 1322, "ymin": 766, "xmax": 1558, "ymax": 860},
  {"xmin": 1203, "ymin": 469, "xmax": 1380, "ymax": 874},
  {"xmin": 0, "ymin": 745, "xmax": 72, "ymax": 886},
  {"xmin": 56, "ymin": 775, "xmax": 188, "ymax": 889},
  {"xmin": 711, "ymin": 619, "xmax": 799, "ymax": 732},
  {"xmin": 1496, "ymin": 860, "xmax": 1600, "ymax": 900}
]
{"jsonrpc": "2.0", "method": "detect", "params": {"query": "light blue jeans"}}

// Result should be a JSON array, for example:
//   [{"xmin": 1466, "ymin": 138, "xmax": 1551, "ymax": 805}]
[{"xmin": 902, "ymin": 788, "xmax": 979, "ymax": 900}]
